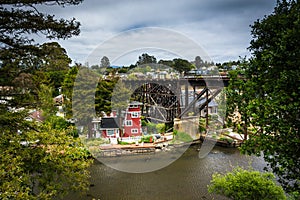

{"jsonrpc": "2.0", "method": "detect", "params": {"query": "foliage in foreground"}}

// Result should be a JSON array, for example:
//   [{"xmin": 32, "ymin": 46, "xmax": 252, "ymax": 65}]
[
  {"xmin": 225, "ymin": 0, "xmax": 300, "ymax": 193},
  {"xmin": 208, "ymin": 167, "xmax": 286, "ymax": 200},
  {"xmin": 0, "ymin": 109, "xmax": 92, "ymax": 200}
]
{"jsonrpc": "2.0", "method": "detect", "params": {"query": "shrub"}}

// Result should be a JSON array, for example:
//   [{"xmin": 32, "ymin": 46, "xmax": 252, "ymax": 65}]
[
  {"xmin": 208, "ymin": 167, "xmax": 286, "ymax": 200},
  {"xmin": 173, "ymin": 131, "xmax": 193, "ymax": 143},
  {"xmin": 219, "ymin": 137, "xmax": 234, "ymax": 144},
  {"xmin": 140, "ymin": 135, "xmax": 154, "ymax": 143}
]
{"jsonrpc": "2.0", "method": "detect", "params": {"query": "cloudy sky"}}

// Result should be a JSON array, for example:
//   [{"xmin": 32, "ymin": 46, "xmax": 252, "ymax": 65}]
[{"xmin": 39, "ymin": 0, "xmax": 277, "ymax": 66}]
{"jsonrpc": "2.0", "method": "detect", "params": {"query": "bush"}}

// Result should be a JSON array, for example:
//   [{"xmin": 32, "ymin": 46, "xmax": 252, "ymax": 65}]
[
  {"xmin": 208, "ymin": 167, "xmax": 286, "ymax": 200},
  {"xmin": 219, "ymin": 137, "xmax": 234, "ymax": 144},
  {"xmin": 146, "ymin": 122, "xmax": 157, "ymax": 134},
  {"xmin": 173, "ymin": 131, "xmax": 193, "ymax": 143},
  {"xmin": 156, "ymin": 123, "xmax": 166, "ymax": 133},
  {"xmin": 118, "ymin": 141, "xmax": 131, "ymax": 145},
  {"xmin": 140, "ymin": 135, "xmax": 154, "ymax": 143}
]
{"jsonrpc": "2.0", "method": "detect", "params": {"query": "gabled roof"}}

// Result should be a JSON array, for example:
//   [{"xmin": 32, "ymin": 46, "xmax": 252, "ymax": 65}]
[
  {"xmin": 129, "ymin": 101, "xmax": 143, "ymax": 106},
  {"xmin": 100, "ymin": 118, "xmax": 119, "ymax": 129}
]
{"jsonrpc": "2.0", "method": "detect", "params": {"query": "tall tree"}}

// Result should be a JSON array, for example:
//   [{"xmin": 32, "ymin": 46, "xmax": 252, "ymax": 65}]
[
  {"xmin": 0, "ymin": 0, "xmax": 81, "ymax": 103},
  {"xmin": 0, "ymin": 0, "xmax": 81, "ymax": 53},
  {"xmin": 225, "ymin": 61, "xmax": 255, "ymax": 140},
  {"xmin": 95, "ymin": 77, "xmax": 118, "ymax": 116},
  {"xmin": 0, "ymin": 1, "xmax": 93, "ymax": 199},
  {"xmin": 194, "ymin": 56, "xmax": 204, "ymax": 69},
  {"xmin": 237, "ymin": 0, "xmax": 300, "ymax": 194},
  {"xmin": 100, "ymin": 56, "xmax": 110, "ymax": 68},
  {"xmin": 62, "ymin": 65, "xmax": 79, "ymax": 119}
]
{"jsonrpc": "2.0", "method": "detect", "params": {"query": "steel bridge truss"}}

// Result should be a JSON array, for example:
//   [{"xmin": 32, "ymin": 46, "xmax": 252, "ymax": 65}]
[
  {"xmin": 131, "ymin": 82, "xmax": 180, "ymax": 124},
  {"xmin": 130, "ymin": 81, "xmax": 222, "ymax": 125}
]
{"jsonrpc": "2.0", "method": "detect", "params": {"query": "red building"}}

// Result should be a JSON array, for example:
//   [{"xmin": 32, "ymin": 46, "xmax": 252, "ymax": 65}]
[{"xmin": 123, "ymin": 101, "xmax": 143, "ymax": 137}]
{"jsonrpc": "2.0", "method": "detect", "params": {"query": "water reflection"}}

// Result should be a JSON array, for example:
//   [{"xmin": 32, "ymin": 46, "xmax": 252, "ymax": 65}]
[{"xmin": 65, "ymin": 145, "xmax": 266, "ymax": 200}]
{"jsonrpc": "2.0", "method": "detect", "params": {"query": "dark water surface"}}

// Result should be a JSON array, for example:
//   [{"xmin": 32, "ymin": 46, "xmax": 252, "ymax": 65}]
[{"xmin": 65, "ymin": 145, "xmax": 267, "ymax": 200}]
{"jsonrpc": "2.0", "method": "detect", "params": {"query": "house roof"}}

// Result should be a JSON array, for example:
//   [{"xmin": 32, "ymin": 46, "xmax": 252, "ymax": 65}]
[
  {"xmin": 129, "ymin": 101, "xmax": 143, "ymax": 106},
  {"xmin": 100, "ymin": 118, "xmax": 119, "ymax": 129},
  {"xmin": 28, "ymin": 110, "xmax": 44, "ymax": 122}
]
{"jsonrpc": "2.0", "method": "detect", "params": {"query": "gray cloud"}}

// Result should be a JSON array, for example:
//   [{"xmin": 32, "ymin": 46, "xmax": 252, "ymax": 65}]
[{"xmin": 40, "ymin": 0, "xmax": 277, "ymax": 65}]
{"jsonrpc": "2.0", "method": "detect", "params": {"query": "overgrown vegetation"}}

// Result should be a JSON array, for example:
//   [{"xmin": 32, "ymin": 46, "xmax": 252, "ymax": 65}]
[
  {"xmin": 140, "ymin": 135, "xmax": 154, "ymax": 143},
  {"xmin": 208, "ymin": 167, "xmax": 286, "ymax": 200},
  {"xmin": 225, "ymin": 0, "xmax": 300, "ymax": 195},
  {"xmin": 173, "ymin": 130, "xmax": 193, "ymax": 143},
  {"xmin": 0, "ymin": 1, "xmax": 94, "ymax": 199}
]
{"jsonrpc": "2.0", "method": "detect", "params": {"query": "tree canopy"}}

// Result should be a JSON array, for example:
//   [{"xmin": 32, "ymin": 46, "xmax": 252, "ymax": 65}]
[
  {"xmin": 100, "ymin": 56, "xmax": 110, "ymax": 68},
  {"xmin": 0, "ymin": 0, "xmax": 81, "ymax": 49},
  {"xmin": 226, "ymin": 0, "xmax": 300, "ymax": 194},
  {"xmin": 136, "ymin": 53, "xmax": 157, "ymax": 65},
  {"xmin": 0, "ymin": 1, "xmax": 92, "ymax": 199}
]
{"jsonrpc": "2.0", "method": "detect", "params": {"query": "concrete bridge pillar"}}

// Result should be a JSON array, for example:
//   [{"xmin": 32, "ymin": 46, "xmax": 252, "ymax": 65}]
[{"xmin": 174, "ymin": 117, "xmax": 200, "ymax": 140}]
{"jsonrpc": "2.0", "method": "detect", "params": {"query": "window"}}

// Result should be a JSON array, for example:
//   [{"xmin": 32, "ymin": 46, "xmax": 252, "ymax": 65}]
[
  {"xmin": 131, "ymin": 129, "xmax": 138, "ymax": 134},
  {"xmin": 125, "ymin": 120, "xmax": 132, "ymax": 126},
  {"xmin": 129, "ymin": 104, "xmax": 138, "ymax": 108},
  {"xmin": 131, "ymin": 112, "xmax": 139, "ymax": 118},
  {"xmin": 107, "ymin": 129, "xmax": 114, "ymax": 136}
]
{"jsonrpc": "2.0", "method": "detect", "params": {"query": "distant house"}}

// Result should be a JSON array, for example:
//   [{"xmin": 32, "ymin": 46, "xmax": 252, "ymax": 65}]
[
  {"xmin": 26, "ymin": 110, "xmax": 44, "ymax": 122},
  {"xmin": 53, "ymin": 94, "xmax": 63, "ymax": 105},
  {"xmin": 199, "ymin": 99, "xmax": 218, "ymax": 117},
  {"xmin": 99, "ymin": 117, "xmax": 120, "ymax": 138},
  {"xmin": 123, "ymin": 101, "xmax": 143, "ymax": 137}
]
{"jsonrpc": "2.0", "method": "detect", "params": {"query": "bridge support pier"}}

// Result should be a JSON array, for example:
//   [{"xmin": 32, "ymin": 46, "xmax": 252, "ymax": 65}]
[{"xmin": 174, "ymin": 117, "xmax": 200, "ymax": 140}]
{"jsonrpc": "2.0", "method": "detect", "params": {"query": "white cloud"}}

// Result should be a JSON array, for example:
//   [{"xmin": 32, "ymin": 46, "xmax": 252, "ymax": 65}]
[{"xmin": 40, "ymin": 0, "xmax": 276, "ymax": 65}]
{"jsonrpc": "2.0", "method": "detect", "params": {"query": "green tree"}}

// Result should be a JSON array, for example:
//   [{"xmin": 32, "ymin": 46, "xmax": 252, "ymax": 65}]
[
  {"xmin": 62, "ymin": 65, "xmax": 79, "ymax": 119},
  {"xmin": 39, "ymin": 42, "xmax": 71, "ymax": 72},
  {"xmin": 111, "ymin": 80, "xmax": 132, "ymax": 112},
  {"xmin": 72, "ymin": 67, "xmax": 99, "ymax": 138},
  {"xmin": 100, "ymin": 56, "xmax": 110, "ymax": 68},
  {"xmin": 0, "ymin": 109, "xmax": 91, "ymax": 200},
  {"xmin": 95, "ymin": 78, "xmax": 117, "ymax": 115},
  {"xmin": 0, "ymin": 0, "xmax": 81, "ymax": 58},
  {"xmin": 238, "ymin": 0, "xmax": 300, "ymax": 193},
  {"xmin": 158, "ymin": 59, "xmax": 173, "ymax": 67},
  {"xmin": 208, "ymin": 167, "xmax": 286, "ymax": 200},
  {"xmin": 225, "ymin": 61, "xmax": 255, "ymax": 140},
  {"xmin": 156, "ymin": 123, "xmax": 166, "ymax": 133},
  {"xmin": 37, "ymin": 84, "xmax": 57, "ymax": 119},
  {"xmin": 0, "ymin": 0, "xmax": 81, "ymax": 106},
  {"xmin": 136, "ymin": 53, "xmax": 157, "ymax": 65},
  {"xmin": 194, "ymin": 56, "xmax": 204, "ymax": 69},
  {"xmin": 0, "ymin": 1, "xmax": 92, "ymax": 199},
  {"xmin": 173, "ymin": 58, "xmax": 194, "ymax": 74}
]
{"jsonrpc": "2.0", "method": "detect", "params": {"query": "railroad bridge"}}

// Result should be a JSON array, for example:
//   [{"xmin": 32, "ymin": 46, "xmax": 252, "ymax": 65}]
[{"xmin": 121, "ymin": 76, "xmax": 229, "ymax": 126}]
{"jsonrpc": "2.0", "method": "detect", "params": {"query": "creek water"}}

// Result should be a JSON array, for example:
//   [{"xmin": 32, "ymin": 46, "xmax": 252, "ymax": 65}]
[{"xmin": 65, "ymin": 144, "xmax": 267, "ymax": 200}]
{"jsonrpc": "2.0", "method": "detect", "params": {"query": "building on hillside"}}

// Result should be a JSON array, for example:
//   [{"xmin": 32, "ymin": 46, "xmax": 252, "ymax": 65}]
[{"xmin": 123, "ymin": 101, "xmax": 143, "ymax": 137}]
